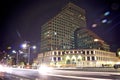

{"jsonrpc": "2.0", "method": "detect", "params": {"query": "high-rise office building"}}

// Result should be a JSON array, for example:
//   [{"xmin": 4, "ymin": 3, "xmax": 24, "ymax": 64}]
[
  {"xmin": 35, "ymin": 3, "xmax": 118, "ymax": 67},
  {"xmin": 40, "ymin": 3, "xmax": 86, "ymax": 52}
]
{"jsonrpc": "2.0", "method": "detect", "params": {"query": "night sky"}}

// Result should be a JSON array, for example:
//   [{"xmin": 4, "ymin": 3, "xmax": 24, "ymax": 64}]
[{"xmin": 0, "ymin": 0, "xmax": 120, "ymax": 52}]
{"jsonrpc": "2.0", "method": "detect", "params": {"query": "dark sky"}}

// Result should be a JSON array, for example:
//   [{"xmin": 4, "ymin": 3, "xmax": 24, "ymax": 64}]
[{"xmin": 0, "ymin": 0, "xmax": 120, "ymax": 52}]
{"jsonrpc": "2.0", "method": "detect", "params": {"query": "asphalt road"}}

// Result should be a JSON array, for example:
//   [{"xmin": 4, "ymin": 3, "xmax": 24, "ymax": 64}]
[{"xmin": 1, "ymin": 67, "xmax": 120, "ymax": 80}]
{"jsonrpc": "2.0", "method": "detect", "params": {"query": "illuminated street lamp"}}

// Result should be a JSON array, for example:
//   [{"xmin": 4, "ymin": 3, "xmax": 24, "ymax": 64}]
[
  {"xmin": 22, "ymin": 43, "xmax": 36, "ymax": 65},
  {"xmin": 32, "ymin": 46, "xmax": 36, "ymax": 49},
  {"xmin": 22, "ymin": 43, "xmax": 27, "ymax": 49}
]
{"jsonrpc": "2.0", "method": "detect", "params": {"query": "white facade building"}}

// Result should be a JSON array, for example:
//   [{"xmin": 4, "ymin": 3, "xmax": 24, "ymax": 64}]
[{"xmin": 34, "ymin": 49, "xmax": 120, "ymax": 67}]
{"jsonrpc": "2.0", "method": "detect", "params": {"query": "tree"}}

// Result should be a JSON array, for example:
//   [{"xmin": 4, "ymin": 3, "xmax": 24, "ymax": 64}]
[{"xmin": 0, "ymin": 51, "xmax": 6, "ymax": 61}]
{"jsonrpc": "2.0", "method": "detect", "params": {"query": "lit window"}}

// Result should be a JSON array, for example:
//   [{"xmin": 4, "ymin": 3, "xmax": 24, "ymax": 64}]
[{"xmin": 54, "ymin": 32, "xmax": 57, "ymax": 35}]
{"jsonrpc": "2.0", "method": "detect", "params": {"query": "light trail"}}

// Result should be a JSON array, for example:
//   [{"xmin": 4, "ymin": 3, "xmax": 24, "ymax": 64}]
[
  {"xmin": 46, "ymin": 73, "xmax": 112, "ymax": 80},
  {"xmin": 9, "ymin": 68, "xmax": 120, "ymax": 80}
]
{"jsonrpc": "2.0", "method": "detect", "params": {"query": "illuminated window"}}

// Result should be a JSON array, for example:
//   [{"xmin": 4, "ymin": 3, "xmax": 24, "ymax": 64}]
[{"xmin": 54, "ymin": 32, "xmax": 57, "ymax": 35}]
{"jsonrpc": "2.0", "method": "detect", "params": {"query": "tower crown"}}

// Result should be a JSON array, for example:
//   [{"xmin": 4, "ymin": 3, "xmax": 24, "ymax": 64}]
[{"xmin": 62, "ymin": 2, "xmax": 86, "ymax": 15}]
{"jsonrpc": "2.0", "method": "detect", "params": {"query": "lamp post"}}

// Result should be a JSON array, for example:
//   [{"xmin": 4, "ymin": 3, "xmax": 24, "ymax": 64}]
[
  {"xmin": 12, "ymin": 50, "xmax": 19, "ymax": 65},
  {"xmin": 12, "ymin": 50, "xmax": 23, "ymax": 65},
  {"xmin": 22, "ymin": 42, "xmax": 36, "ymax": 65}
]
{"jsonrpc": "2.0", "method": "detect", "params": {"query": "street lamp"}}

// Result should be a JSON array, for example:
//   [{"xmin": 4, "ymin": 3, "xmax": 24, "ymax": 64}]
[
  {"xmin": 22, "ymin": 43, "xmax": 36, "ymax": 65},
  {"xmin": 12, "ymin": 50, "xmax": 24, "ymax": 65},
  {"xmin": 12, "ymin": 50, "xmax": 19, "ymax": 65}
]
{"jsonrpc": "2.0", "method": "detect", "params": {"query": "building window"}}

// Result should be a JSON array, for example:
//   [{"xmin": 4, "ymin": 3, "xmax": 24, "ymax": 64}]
[
  {"xmin": 66, "ymin": 60, "xmax": 70, "ymax": 64},
  {"xmin": 70, "ymin": 51, "xmax": 73, "ymax": 53},
  {"xmin": 78, "ymin": 59, "xmax": 80, "ymax": 62},
  {"xmin": 97, "ymin": 57, "xmax": 98, "ymax": 60},
  {"xmin": 58, "ymin": 52, "xmax": 61, "ymax": 55},
  {"xmin": 91, "ymin": 51, "xmax": 93, "ymax": 54},
  {"xmin": 74, "ymin": 51, "xmax": 77, "ymax": 53},
  {"xmin": 62, "ymin": 51, "xmax": 65, "ymax": 55},
  {"xmin": 54, "ymin": 52, "xmax": 57, "ymax": 55},
  {"xmin": 91, "ymin": 56, "xmax": 95, "ymax": 61},
  {"xmin": 87, "ymin": 57, "xmax": 90, "ymax": 61},
  {"xmin": 82, "ymin": 57, "xmax": 85, "ymax": 61},
  {"xmin": 58, "ymin": 57, "xmax": 61, "ymax": 61},
  {"xmin": 78, "ymin": 51, "xmax": 81, "ymax": 54},
  {"xmin": 87, "ymin": 51, "xmax": 89, "ymax": 55},
  {"xmin": 72, "ymin": 59, "xmax": 76, "ymax": 64},
  {"xmin": 66, "ymin": 51, "xmax": 69, "ymax": 54},
  {"xmin": 53, "ymin": 57, "xmax": 56, "ymax": 61},
  {"xmin": 83, "ymin": 51, "xmax": 85, "ymax": 55}
]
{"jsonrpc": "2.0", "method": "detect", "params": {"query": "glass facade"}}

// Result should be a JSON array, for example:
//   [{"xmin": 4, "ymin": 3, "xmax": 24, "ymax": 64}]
[{"xmin": 74, "ymin": 28, "xmax": 110, "ymax": 51}]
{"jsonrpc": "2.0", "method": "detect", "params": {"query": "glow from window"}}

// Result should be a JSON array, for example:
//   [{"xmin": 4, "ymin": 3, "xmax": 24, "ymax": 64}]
[
  {"xmin": 66, "ymin": 56, "xmax": 70, "ymax": 60},
  {"xmin": 71, "ymin": 55, "xmax": 76, "ymax": 60},
  {"xmin": 94, "ymin": 39, "xmax": 99, "ymax": 42},
  {"xmin": 54, "ymin": 32, "xmax": 57, "ymax": 35},
  {"xmin": 77, "ymin": 56, "xmax": 82, "ymax": 60}
]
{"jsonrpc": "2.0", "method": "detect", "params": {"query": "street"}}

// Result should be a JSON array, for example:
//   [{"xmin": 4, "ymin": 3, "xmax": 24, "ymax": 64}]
[{"xmin": 1, "ymin": 67, "xmax": 120, "ymax": 80}]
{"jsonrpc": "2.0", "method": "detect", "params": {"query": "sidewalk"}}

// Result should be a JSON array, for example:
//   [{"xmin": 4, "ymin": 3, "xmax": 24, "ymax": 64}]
[{"xmin": 55, "ymin": 67, "xmax": 120, "ymax": 72}]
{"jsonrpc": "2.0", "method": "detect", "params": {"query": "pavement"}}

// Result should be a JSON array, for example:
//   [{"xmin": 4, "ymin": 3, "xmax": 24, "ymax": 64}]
[{"xmin": 56, "ymin": 67, "xmax": 120, "ymax": 72}]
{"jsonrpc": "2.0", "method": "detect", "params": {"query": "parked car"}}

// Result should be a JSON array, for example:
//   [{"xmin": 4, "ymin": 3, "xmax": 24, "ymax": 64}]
[{"xmin": 113, "ymin": 64, "xmax": 120, "ymax": 69}]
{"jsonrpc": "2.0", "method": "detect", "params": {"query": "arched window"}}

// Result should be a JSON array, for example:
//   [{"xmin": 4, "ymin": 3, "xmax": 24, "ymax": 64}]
[
  {"xmin": 72, "ymin": 59, "xmax": 76, "ymax": 64},
  {"xmin": 66, "ymin": 60, "xmax": 70, "ymax": 64}
]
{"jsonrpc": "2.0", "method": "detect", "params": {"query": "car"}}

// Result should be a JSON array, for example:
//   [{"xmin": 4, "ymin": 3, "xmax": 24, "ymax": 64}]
[{"xmin": 113, "ymin": 64, "xmax": 120, "ymax": 69}]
